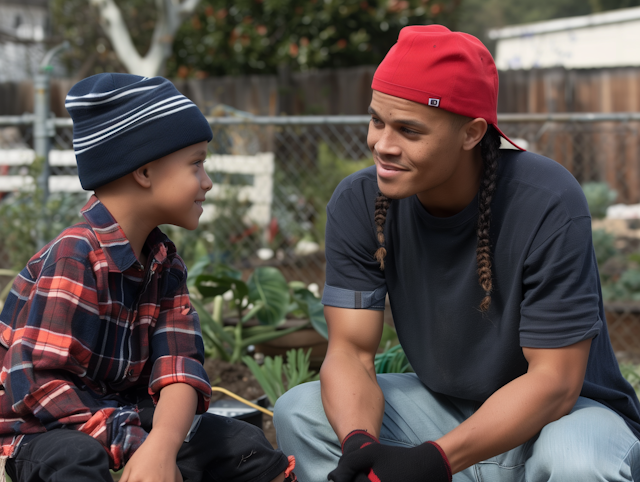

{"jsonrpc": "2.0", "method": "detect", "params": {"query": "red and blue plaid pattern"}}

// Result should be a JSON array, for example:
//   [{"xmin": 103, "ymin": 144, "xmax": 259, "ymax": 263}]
[{"xmin": 0, "ymin": 196, "xmax": 211, "ymax": 468}]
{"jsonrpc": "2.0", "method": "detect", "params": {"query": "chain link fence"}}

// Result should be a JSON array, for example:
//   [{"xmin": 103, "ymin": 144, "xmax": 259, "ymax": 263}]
[{"xmin": 2, "ymin": 113, "xmax": 640, "ymax": 359}]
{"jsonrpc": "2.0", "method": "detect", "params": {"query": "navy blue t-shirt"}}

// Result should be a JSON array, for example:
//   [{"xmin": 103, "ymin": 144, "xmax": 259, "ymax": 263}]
[{"xmin": 322, "ymin": 149, "xmax": 640, "ymax": 439}]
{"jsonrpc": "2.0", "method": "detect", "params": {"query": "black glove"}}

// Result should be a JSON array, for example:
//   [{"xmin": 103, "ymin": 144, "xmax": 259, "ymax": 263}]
[
  {"xmin": 341, "ymin": 430, "xmax": 380, "ymax": 455},
  {"xmin": 329, "ymin": 429, "xmax": 452, "ymax": 482}
]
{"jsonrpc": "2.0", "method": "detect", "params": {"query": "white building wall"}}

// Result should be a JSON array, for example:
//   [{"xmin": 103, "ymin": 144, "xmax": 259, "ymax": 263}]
[{"xmin": 490, "ymin": 6, "xmax": 640, "ymax": 70}]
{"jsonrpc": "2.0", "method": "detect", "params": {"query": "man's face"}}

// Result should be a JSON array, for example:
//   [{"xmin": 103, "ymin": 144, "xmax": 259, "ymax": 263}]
[{"xmin": 367, "ymin": 90, "xmax": 482, "ymax": 216}]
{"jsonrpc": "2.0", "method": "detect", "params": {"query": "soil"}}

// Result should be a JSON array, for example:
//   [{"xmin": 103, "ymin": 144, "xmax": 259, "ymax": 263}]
[{"xmin": 203, "ymin": 358, "xmax": 277, "ymax": 448}]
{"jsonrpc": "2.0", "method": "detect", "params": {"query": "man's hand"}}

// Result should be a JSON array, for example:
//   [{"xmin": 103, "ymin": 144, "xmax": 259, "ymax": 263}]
[
  {"xmin": 119, "ymin": 432, "xmax": 183, "ymax": 482},
  {"xmin": 328, "ymin": 430, "xmax": 451, "ymax": 482}
]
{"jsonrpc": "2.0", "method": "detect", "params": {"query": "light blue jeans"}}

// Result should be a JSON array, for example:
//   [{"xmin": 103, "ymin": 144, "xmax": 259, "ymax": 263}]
[{"xmin": 273, "ymin": 373, "xmax": 640, "ymax": 482}]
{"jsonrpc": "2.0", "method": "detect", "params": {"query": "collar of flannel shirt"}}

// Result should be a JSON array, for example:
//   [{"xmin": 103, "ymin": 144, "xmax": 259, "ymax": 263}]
[{"xmin": 80, "ymin": 195, "xmax": 174, "ymax": 274}]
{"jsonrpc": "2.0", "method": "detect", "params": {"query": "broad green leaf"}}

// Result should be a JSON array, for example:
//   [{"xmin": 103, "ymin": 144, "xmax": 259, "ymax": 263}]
[
  {"xmin": 187, "ymin": 256, "xmax": 212, "ymax": 287},
  {"xmin": 195, "ymin": 275, "xmax": 248, "ymax": 302},
  {"xmin": 288, "ymin": 281, "xmax": 307, "ymax": 292},
  {"xmin": 292, "ymin": 289, "xmax": 328, "ymax": 339},
  {"xmin": 195, "ymin": 274, "xmax": 234, "ymax": 299},
  {"xmin": 212, "ymin": 264, "xmax": 243, "ymax": 281},
  {"xmin": 247, "ymin": 267, "xmax": 290, "ymax": 326}
]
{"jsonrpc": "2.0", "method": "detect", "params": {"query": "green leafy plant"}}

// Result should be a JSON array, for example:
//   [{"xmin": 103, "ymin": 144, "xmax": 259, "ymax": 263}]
[
  {"xmin": 592, "ymin": 228, "xmax": 619, "ymax": 267},
  {"xmin": 374, "ymin": 343, "xmax": 413, "ymax": 374},
  {"xmin": 620, "ymin": 364, "xmax": 640, "ymax": 397},
  {"xmin": 582, "ymin": 182, "xmax": 617, "ymax": 219},
  {"xmin": 189, "ymin": 261, "xmax": 327, "ymax": 363},
  {"xmin": 0, "ymin": 269, "xmax": 18, "ymax": 312},
  {"xmin": 0, "ymin": 157, "xmax": 86, "ymax": 270},
  {"xmin": 242, "ymin": 348, "xmax": 319, "ymax": 407}
]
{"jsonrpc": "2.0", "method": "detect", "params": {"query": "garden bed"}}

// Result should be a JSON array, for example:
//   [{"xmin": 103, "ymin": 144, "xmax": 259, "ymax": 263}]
[{"xmin": 203, "ymin": 358, "xmax": 277, "ymax": 448}]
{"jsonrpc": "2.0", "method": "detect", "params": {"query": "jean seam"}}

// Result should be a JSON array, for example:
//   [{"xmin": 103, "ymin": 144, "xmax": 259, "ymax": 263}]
[
  {"xmin": 378, "ymin": 437, "xmax": 413, "ymax": 447},
  {"xmin": 616, "ymin": 438, "xmax": 640, "ymax": 479}
]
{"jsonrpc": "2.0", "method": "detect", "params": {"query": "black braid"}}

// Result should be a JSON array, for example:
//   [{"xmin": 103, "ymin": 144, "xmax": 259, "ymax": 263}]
[
  {"xmin": 371, "ymin": 125, "xmax": 502, "ymax": 309},
  {"xmin": 476, "ymin": 125, "xmax": 502, "ymax": 312},
  {"xmin": 374, "ymin": 192, "xmax": 390, "ymax": 270}
]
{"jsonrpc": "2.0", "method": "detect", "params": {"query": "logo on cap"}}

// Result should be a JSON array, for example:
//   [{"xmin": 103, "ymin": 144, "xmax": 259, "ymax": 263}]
[{"xmin": 428, "ymin": 98, "xmax": 440, "ymax": 107}]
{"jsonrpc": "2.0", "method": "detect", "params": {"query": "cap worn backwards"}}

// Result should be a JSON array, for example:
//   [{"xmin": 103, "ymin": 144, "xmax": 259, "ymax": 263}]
[
  {"xmin": 65, "ymin": 73, "xmax": 213, "ymax": 190},
  {"xmin": 372, "ymin": 25, "xmax": 523, "ymax": 150}
]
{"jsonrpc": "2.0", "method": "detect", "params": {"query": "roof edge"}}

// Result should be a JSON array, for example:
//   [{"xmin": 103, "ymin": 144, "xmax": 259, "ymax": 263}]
[{"xmin": 488, "ymin": 6, "xmax": 640, "ymax": 40}]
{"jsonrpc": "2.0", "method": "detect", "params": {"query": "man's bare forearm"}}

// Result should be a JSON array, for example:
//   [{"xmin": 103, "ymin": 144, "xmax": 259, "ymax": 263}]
[
  {"xmin": 320, "ymin": 349, "xmax": 384, "ymax": 441},
  {"xmin": 437, "ymin": 340, "xmax": 591, "ymax": 473}
]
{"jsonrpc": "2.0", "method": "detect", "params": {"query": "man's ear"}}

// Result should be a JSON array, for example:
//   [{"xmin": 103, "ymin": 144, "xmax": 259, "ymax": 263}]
[
  {"xmin": 462, "ymin": 118, "xmax": 488, "ymax": 151},
  {"xmin": 132, "ymin": 163, "xmax": 152, "ymax": 189}
]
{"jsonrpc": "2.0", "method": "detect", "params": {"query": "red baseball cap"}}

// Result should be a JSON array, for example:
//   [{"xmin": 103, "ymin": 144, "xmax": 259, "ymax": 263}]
[{"xmin": 372, "ymin": 25, "xmax": 524, "ymax": 150}]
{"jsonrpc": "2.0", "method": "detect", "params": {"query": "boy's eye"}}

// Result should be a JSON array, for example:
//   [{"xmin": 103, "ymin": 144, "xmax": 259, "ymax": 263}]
[
  {"xmin": 371, "ymin": 117, "xmax": 382, "ymax": 125},
  {"xmin": 400, "ymin": 126, "xmax": 417, "ymax": 135}
]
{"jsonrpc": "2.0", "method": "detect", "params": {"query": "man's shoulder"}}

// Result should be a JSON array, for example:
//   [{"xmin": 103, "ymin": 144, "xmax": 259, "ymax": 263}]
[
  {"xmin": 327, "ymin": 165, "xmax": 378, "ymax": 212},
  {"xmin": 498, "ymin": 149, "xmax": 589, "ymax": 218}
]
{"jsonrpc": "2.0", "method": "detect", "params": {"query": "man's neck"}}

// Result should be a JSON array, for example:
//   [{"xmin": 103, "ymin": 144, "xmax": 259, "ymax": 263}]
[{"xmin": 416, "ymin": 149, "xmax": 484, "ymax": 218}]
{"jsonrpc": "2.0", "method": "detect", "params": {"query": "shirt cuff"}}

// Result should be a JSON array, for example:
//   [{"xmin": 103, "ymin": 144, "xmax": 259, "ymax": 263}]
[
  {"xmin": 321, "ymin": 283, "xmax": 387, "ymax": 310},
  {"xmin": 149, "ymin": 356, "xmax": 211, "ymax": 413}
]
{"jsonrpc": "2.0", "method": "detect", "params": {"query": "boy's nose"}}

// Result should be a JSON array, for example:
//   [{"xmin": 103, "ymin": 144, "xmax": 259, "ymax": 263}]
[{"xmin": 202, "ymin": 171, "xmax": 213, "ymax": 192}]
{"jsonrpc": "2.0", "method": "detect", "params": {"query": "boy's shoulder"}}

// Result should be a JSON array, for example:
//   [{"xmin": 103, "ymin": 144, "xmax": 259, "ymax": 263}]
[{"xmin": 25, "ymin": 221, "xmax": 101, "ymax": 279}]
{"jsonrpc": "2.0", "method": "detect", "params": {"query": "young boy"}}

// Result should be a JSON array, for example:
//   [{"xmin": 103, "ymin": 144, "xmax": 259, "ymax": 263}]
[{"xmin": 0, "ymin": 73, "xmax": 296, "ymax": 482}]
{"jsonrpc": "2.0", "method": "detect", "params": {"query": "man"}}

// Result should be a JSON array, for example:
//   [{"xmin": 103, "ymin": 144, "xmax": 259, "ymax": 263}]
[{"xmin": 273, "ymin": 25, "xmax": 640, "ymax": 482}]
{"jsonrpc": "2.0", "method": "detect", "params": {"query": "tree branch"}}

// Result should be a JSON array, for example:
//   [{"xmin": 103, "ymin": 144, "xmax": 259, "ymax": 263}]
[{"xmin": 88, "ymin": 0, "xmax": 201, "ymax": 77}]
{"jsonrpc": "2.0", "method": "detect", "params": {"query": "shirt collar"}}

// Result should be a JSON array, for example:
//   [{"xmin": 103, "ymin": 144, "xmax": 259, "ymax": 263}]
[{"xmin": 80, "ymin": 195, "xmax": 173, "ymax": 273}]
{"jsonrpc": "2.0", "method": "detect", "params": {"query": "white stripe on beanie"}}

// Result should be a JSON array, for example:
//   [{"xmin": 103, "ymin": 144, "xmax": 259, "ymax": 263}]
[
  {"xmin": 73, "ymin": 103, "xmax": 200, "ymax": 155},
  {"xmin": 72, "ymin": 95, "xmax": 188, "ymax": 144},
  {"xmin": 65, "ymin": 78, "xmax": 152, "ymax": 102}
]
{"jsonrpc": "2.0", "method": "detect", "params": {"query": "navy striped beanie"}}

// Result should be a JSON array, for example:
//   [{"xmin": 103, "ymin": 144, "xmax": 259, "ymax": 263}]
[{"xmin": 65, "ymin": 73, "xmax": 213, "ymax": 190}]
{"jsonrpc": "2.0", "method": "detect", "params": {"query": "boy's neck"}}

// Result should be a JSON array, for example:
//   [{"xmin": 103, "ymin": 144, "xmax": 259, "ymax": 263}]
[{"xmin": 94, "ymin": 192, "xmax": 156, "ymax": 265}]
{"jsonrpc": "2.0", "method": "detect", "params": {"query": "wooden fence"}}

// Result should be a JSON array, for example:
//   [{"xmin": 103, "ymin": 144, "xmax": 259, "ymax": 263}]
[{"xmin": 3, "ymin": 66, "xmax": 640, "ymax": 117}]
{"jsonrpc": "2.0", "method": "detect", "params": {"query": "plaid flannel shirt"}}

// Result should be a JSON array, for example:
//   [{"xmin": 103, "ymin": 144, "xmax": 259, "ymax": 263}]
[{"xmin": 0, "ymin": 196, "xmax": 211, "ymax": 468}]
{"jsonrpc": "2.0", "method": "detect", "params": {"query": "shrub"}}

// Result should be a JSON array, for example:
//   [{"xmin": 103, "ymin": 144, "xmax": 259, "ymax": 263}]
[{"xmin": 582, "ymin": 182, "xmax": 617, "ymax": 219}]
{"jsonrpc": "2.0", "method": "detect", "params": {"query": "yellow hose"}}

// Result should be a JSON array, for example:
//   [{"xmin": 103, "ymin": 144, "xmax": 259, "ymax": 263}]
[{"xmin": 210, "ymin": 386, "xmax": 274, "ymax": 417}]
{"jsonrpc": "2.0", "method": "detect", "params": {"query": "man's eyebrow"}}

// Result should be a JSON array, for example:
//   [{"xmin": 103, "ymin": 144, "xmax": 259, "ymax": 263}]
[
  {"xmin": 192, "ymin": 149, "xmax": 208, "ymax": 157},
  {"xmin": 368, "ymin": 105, "xmax": 426, "ymax": 129}
]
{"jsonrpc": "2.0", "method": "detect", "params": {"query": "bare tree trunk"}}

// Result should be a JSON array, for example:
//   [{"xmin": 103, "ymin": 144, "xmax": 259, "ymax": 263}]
[{"xmin": 88, "ymin": 0, "xmax": 200, "ymax": 77}]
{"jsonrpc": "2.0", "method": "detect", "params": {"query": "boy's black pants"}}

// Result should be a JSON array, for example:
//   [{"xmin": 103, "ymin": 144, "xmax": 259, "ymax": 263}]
[{"xmin": 5, "ymin": 409, "xmax": 288, "ymax": 482}]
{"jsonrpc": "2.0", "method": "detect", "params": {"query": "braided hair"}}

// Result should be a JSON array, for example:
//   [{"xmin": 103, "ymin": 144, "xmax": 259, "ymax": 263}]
[{"xmin": 373, "ymin": 125, "xmax": 502, "ymax": 312}]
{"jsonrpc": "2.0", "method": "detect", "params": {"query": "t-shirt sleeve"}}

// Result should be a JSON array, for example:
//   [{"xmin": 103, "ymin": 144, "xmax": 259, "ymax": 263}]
[
  {"xmin": 322, "ymin": 173, "xmax": 387, "ymax": 310},
  {"xmin": 520, "ymin": 215, "xmax": 602, "ymax": 348}
]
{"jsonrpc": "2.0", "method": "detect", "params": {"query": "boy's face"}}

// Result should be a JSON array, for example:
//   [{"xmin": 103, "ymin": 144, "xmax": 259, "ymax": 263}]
[
  {"xmin": 367, "ymin": 90, "xmax": 482, "ymax": 215},
  {"xmin": 148, "ymin": 141, "xmax": 212, "ymax": 230}
]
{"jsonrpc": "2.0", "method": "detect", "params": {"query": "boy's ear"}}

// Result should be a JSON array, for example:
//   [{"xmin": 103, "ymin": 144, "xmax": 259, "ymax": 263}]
[
  {"xmin": 132, "ymin": 163, "xmax": 152, "ymax": 188},
  {"xmin": 462, "ymin": 118, "xmax": 488, "ymax": 151}
]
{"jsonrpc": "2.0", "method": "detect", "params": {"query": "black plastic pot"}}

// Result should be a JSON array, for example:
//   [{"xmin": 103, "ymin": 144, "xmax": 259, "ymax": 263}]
[{"xmin": 207, "ymin": 395, "xmax": 269, "ymax": 430}]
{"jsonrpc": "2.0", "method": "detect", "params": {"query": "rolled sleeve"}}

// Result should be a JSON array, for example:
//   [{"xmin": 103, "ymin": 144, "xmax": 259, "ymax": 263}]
[
  {"xmin": 150, "ymin": 267, "xmax": 211, "ymax": 412},
  {"xmin": 149, "ymin": 355, "xmax": 211, "ymax": 412}
]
